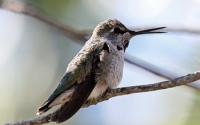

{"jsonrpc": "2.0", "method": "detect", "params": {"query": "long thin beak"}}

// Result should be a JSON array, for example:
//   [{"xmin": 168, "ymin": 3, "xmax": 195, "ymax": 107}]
[{"xmin": 128, "ymin": 27, "xmax": 166, "ymax": 35}]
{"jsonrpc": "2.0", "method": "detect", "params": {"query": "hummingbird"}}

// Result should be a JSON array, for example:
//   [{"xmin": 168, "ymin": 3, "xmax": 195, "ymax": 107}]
[{"xmin": 36, "ymin": 19, "xmax": 166, "ymax": 123}]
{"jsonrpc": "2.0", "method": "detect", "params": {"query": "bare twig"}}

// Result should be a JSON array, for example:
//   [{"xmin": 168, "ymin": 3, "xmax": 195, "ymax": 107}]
[
  {"xmin": 124, "ymin": 54, "xmax": 200, "ymax": 89},
  {"xmin": 5, "ymin": 71, "xmax": 200, "ymax": 125},
  {"xmin": 2, "ymin": 1, "xmax": 200, "ymax": 125},
  {"xmin": 0, "ymin": 0, "xmax": 87, "ymax": 42},
  {"xmin": 5, "ymin": 114, "xmax": 52, "ymax": 125},
  {"xmin": 1, "ymin": 0, "xmax": 200, "ymax": 94},
  {"xmin": 1, "ymin": 0, "xmax": 200, "ymax": 80},
  {"xmin": 1, "ymin": 0, "xmax": 200, "ymax": 42},
  {"xmin": 1, "ymin": 0, "xmax": 200, "ymax": 90}
]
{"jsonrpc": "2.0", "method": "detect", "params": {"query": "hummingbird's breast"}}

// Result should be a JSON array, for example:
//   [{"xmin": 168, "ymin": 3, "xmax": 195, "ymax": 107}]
[{"xmin": 89, "ymin": 43, "xmax": 124, "ymax": 99}]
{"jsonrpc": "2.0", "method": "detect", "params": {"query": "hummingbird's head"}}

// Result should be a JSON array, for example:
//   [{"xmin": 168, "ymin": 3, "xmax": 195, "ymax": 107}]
[{"xmin": 92, "ymin": 19, "xmax": 166, "ymax": 51}]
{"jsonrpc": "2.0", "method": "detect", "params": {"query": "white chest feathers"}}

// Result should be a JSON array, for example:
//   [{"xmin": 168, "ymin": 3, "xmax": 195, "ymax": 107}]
[{"xmin": 89, "ymin": 43, "xmax": 124, "ymax": 99}]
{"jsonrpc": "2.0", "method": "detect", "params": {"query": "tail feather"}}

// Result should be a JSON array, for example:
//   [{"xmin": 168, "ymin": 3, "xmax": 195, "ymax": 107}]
[
  {"xmin": 50, "ymin": 103, "xmax": 67, "ymax": 122},
  {"xmin": 36, "ymin": 101, "xmax": 52, "ymax": 115}
]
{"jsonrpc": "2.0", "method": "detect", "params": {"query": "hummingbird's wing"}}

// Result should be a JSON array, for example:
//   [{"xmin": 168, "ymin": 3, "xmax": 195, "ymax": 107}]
[
  {"xmin": 37, "ymin": 41, "xmax": 109, "ymax": 122},
  {"xmin": 54, "ymin": 68, "xmax": 96, "ymax": 123},
  {"xmin": 36, "ymin": 71, "xmax": 77, "ymax": 114}
]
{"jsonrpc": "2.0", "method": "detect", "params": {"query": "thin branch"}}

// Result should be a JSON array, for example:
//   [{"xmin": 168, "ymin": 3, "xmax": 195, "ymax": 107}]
[
  {"xmin": 2, "ymin": 1, "xmax": 200, "ymax": 125},
  {"xmin": 1, "ymin": 0, "xmax": 200, "ymax": 90},
  {"xmin": 2, "ymin": 1, "xmax": 200, "ymax": 124},
  {"xmin": 5, "ymin": 71, "xmax": 200, "ymax": 125},
  {"xmin": 0, "ymin": 0, "xmax": 87, "ymax": 42},
  {"xmin": 5, "ymin": 114, "xmax": 52, "ymax": 125},
  {"xmin": 1, "ymin": 0, "xmax": 200, "ymax": 91},
  {"xmin": 124, "ymin": 54, "xmax": 200, "ymax": 89},
  {"xmin": 1, "ymin": 0, "xmax": 200, "ymax": 42}
]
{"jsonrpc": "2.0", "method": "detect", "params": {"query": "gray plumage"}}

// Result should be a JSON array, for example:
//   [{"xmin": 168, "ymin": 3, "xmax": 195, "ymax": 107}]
[{"xmin": 36, "ymin": 19, "xmax": 166, "ymax": 123}]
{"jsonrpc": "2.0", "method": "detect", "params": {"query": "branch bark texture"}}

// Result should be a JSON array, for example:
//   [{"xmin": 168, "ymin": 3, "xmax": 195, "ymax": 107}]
[{"xmin": 5, "ymin": 71, "xmax": 200, "ymax": 125}]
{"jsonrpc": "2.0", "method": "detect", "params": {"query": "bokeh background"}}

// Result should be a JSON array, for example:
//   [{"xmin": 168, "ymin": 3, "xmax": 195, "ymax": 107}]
[{"xmin": 1, "ymin": 0, "xmax": 200, "ymax": 125}]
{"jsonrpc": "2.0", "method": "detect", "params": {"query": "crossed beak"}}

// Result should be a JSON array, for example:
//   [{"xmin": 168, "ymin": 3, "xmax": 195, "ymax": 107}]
[{"xmin": 128, "ymin": 27, "xmax": 166, "ymax": 36}]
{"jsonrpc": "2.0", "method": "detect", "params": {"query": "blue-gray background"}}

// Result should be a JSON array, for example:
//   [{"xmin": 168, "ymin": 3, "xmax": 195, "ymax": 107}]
[{"xmin": 1, "ymin": 0, "xmax": 200, "ymax": 125}]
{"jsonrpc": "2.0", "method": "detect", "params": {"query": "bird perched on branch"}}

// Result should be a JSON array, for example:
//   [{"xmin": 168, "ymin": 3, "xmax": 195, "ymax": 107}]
[{"xmin": 36, "ymin": 19, "xmax": 166, "ymax": 123}]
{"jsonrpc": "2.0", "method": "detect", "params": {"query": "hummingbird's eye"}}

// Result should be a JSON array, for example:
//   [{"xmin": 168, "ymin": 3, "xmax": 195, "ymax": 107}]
[{"xmin": 114, "ymin": 27, "xmax": 121, "ymax": 34}]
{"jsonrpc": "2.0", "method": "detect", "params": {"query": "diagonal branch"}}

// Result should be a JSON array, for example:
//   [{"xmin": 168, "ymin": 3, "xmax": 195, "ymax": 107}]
[
  {"xmin": 1, "ymin": 0, "xmax": 200, "ymax": 90},
  {"xmin": 0, "ymin": 0, "xmax": 87, "ymax": 42},
  {"xmin": 1, "ymin": 0, "xmax": 200, "ymax": 41},
  {"xmin": 5, "ymin": 71, "xmax": 200, "ymax": 125},
  {"xmin": 124, "ymin": 54, "xmax": 200, "ymax": 89},
  {"xmin": 2, "ymin": 1, "xmax": 200, "ymax": 125}
]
